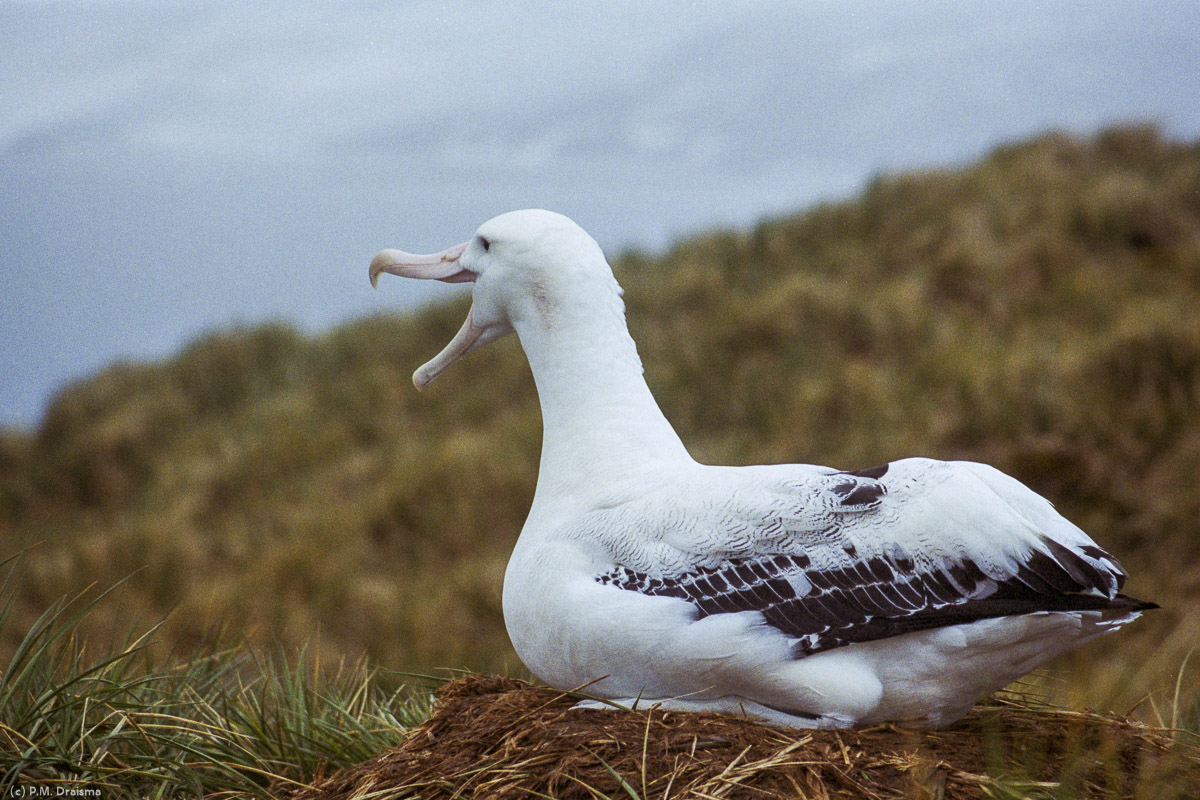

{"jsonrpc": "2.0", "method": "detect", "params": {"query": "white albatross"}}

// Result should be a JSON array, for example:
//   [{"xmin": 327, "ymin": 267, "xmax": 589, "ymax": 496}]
[{"xmin": 370, "ymin": 209, "xmax": 1155, "ymax": 729}]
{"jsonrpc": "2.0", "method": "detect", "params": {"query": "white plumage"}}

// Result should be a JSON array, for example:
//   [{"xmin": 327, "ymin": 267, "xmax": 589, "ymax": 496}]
[{"xmin": 370, "ymin": 209, "xmax": 1154, "ymax": 729}]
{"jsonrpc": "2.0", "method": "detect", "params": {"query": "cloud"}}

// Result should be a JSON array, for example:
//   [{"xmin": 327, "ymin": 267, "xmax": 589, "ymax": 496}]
[{"xmin": 2, "ymin": 0, "xmax": 1200, "ymax": 427}]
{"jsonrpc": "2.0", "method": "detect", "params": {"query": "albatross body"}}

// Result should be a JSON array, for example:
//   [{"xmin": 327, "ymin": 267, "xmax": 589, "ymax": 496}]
[{"xmin": 370, "ymin": 209, "xmax": 1154, "ymax": 729}]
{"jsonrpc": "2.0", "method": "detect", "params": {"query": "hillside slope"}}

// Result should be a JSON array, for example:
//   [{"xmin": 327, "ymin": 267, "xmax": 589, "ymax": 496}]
[{"xmin": 3, "ymin": 126, "xmax": 1199, "ymax": 716}]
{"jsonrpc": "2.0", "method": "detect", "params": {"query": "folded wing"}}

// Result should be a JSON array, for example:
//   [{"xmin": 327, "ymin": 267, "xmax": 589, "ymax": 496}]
[{"xmin": 592, "ymin": 458, "xmax": 1155, "ymax": 656}]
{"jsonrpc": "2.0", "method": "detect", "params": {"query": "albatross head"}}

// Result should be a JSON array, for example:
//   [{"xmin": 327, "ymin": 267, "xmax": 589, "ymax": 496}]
[{"xmin": 370, "ymin": 209, "xmax": 619, "ymax": 389}]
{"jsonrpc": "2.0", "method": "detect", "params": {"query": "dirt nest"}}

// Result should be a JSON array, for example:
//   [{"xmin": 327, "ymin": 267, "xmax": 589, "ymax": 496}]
[{"xmin": 277, "ymin": 675, "xmax": 1199, "ymax": 800}]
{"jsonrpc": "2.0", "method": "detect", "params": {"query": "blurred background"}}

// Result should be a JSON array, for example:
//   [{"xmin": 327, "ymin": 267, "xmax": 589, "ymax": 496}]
[
  {"xmin": 3, "ymin": 0, "xmax": 1199, "ymax": 428},
  {"xmin": 2, "ymin": 1, "xmax": 1199, "ymax": 721}
]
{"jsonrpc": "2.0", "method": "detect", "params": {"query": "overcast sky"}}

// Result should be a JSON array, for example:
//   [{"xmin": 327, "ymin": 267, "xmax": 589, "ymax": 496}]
[{"xmin": 3, "ymin": 0, "xmax": 1199, "ymax": 429}]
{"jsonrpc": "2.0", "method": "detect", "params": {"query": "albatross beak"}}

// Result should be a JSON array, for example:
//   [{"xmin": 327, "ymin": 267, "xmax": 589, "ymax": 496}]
[
  {"xmin": 411, "ymin": 311, "xmax": 510, "ymax": 390},
  {"xmin": 369, "ymin": 239, "xmax": 511, "ymax": 389},
  {"xmin": 369, "ymin": 241, "xmax": 473, "ymax": 287}
]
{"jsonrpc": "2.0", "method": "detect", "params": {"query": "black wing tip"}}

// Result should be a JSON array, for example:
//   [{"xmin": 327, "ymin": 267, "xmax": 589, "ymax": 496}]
[
  {"xmin": 841, "ymin": 462, "xmax": 890, "ymax": 480},
  {"xmin": 1017, "ymin": 591, "xmax": 1160, "ymax": 614},
  {"xmin": 1112, "ymin": 594, "xmax": 1160, "ymax": 612}
]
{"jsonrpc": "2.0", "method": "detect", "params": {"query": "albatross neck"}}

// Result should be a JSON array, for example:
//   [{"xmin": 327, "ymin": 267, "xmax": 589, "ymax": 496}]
[{"xmin": 514, "ymin": 297, "xmax": 692, "ymax": 496}]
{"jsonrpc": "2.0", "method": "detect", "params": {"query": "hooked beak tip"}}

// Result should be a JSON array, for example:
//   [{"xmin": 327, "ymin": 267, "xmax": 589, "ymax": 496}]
[{"xmin": 368, "ymin": 252, "xmax": 391, "ymax": 289}]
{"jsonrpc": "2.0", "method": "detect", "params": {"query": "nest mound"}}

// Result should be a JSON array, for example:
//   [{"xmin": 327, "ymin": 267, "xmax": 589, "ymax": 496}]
[{"xmin": 279, "ymin": 675, "xmax": 1199, "ymax": 799}]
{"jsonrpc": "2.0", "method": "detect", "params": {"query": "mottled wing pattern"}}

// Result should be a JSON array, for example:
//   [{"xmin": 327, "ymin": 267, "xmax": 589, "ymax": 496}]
[{"xmin": 595, "ymin": 462, "xmax": 1154, "ymax": 656}]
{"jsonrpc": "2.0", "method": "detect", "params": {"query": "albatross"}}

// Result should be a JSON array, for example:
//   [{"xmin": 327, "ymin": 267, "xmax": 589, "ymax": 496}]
[{"xmin": 370, "ymin": 209, "xmax": 1155, "ymax": 729}]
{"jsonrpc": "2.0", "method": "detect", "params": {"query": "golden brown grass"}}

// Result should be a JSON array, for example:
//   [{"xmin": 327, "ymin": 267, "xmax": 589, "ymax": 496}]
[
  {"xmin": 2, "ymin": 124, "xmax": 1199, "ymax": 727},
  {"xmin": 275, "ymin": 675, "xmax": 1200, "ymax": 800}
]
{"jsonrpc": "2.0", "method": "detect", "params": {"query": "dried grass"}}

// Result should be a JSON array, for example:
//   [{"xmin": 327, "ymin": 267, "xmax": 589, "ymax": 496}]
[{"xmin": 277, "ymin": 675, "xmax": 1200, "ymax": 800}]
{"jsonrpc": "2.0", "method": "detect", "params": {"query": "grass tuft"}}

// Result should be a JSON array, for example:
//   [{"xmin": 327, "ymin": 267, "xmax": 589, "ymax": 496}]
[{"xmin": 0, "ymin": 554, "xmax": 433, "ymax": 798}]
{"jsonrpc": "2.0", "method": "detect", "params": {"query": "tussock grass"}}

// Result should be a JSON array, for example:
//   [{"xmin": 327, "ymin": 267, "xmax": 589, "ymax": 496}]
[
  {"xmin": 0, "ymin": 554, "xmax": 431, "ymax": 798},
  {"xmin": 1, "ymin": 124, "xmax": 1199, "ymax": 720}
]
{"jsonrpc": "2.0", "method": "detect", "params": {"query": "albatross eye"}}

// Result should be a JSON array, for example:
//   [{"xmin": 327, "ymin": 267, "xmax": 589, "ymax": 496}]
[{"xmin": 478, "ymin": 235, "xmax": 491, "ymax": 252}]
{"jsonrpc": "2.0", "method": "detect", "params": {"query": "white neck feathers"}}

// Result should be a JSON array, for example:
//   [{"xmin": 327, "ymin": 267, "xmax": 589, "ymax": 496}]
[{"xmin": 513, "ymin": 276, "xmax": 691, "ymax": 501}]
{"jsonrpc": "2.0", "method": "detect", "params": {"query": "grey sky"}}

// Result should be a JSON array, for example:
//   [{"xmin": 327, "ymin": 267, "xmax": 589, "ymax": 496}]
[{"xmin": 2, "ymin": 0, "xmax": 1198, "ymax": 428}]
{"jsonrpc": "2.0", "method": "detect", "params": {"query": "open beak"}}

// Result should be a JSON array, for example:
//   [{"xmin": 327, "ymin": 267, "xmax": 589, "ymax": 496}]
[
  {"xmin": 410, "ymin": 312, "xmax": 510, "ymax": 389},
  {"xmin": 369, "ymin": 240, "xmax": 511, "ymax": 389}
]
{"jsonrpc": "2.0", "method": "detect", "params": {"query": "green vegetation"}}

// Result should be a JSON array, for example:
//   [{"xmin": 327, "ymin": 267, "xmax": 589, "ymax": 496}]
[
  {"xmin": 0, "ymin": 553, "xmax": 431, "ymax": 796},
  {"xmin": 2, "ymin": 123, "xmax": 1199, "ymax": 749}
]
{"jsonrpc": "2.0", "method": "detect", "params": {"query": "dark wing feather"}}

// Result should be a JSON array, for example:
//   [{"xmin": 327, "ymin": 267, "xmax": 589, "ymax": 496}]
[{"xmin": 597, "ymin": 544, "xmax": 1156, "ymax": 657}]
